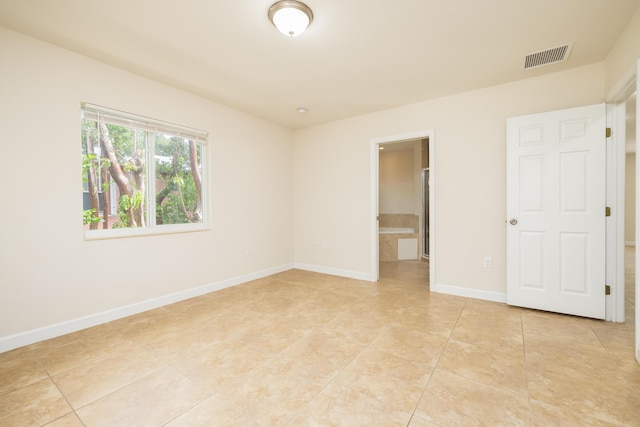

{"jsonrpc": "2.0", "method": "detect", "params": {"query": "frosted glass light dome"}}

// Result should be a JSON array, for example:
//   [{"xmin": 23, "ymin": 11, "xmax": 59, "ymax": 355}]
[{"xmin": 268, "ymin": 1, "xmax": 313, "ymax": 37}]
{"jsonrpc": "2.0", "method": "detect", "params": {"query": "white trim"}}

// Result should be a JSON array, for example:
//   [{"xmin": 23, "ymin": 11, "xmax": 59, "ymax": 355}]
[
  {"xmin": 626, "ymin": 241, "xmax": 636, "ymax": 246},
  {"xmin": 84, "ymin": 223, "xmax": 209, "ymax": 240},
  {"xmin": 0, "ymin": 264, "xmax": 293, "ymax": 353},
  {"xmin": 370, "ymin": 130, "xmax": 435, "ymax": 288},
  {"xmin": 605, "ymin": 64, "xmax": 637, "ymax": 103},
  {"xmin": 606, "ymin": 102, "xmax": 627, "ymax": 322},
  {"xmin": 605, "ymin": 60, "xmax": 638, "ymax": 330},
  {"xmin": 428, "ymin": 132, "xmax": 435, "ymax": 288},
  {"xmin": 293, "ymin": 263, "xmax": 375, "ymax": 282},
  {"xmin": 432, "ymin": 283, "xmax": 507, "ymax": 303},
  {"xmin": 370, "ymin": 130, "xmax": 433, "ymax": 145},
  {"xmin": 81, "ymin": 102, "xmax": 208, "ymax": 141},
  {"xmin": 370, "ymin": 140, "xmax": 380, "ymax": 281},
  {"xmin": 636, "ymin": 57, "xmax": 640, "ymax": 365}
]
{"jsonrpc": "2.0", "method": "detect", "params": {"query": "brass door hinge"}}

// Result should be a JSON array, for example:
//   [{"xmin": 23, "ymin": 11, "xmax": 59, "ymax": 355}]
[
  {"xmin": 606, "ymin": 127, "xmax": 612, "ymax": 138},
  {"xmin": 605, "ymin": 207, "xmax": 611, "ymax": 217},
  {"xmin": 605, "ymin": 285, "xmax": 611, "ymax": 295}
]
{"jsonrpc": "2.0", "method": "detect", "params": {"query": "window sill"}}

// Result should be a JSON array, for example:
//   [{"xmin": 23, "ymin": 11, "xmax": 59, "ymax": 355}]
[{"xmin": 84, "ymin": 223, "xmax": 209, "ymax": 240}]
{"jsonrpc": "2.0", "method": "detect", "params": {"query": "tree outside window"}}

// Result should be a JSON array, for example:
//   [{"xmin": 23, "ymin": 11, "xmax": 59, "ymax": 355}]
[{"xmin": 81, "ymin": 104, "xmax": 207, "ymax": 238}]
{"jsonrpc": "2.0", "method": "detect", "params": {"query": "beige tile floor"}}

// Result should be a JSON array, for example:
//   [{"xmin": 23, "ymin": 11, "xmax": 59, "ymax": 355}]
[{"xmin": 1, "ymin": 255, "xmax": 639, "ymax": 426}]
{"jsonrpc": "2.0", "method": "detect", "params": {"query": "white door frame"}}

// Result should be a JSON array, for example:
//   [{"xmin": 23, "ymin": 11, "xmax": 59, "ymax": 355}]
[
  {"xmin": 370, "ymin": 130, "xmax": 435, "ymax": 285},
  {"xmin": 636, "ymin": 58, "xmax": 640, "ymax": 363},
  {"xmin": 606, "ymin": 101, "xmax": 628, "ymax": 323},
  {"xmin": 606, "ymin": 58, "xmax": 640, "ymax": 362},
  {"xmin": 636, "ymin": 58, "xmax": 639, "ymax": 364}
]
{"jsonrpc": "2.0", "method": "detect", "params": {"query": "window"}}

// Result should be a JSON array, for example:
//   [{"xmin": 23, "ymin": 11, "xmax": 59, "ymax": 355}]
[{"xmin": 81, "ymin": 103, "xmax": 207, "ymax": 239}]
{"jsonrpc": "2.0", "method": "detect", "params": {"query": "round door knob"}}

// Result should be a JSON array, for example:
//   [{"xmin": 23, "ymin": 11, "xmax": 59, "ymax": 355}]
[{"xmin": 509, "ymin": 218, "xmax": 518, "ymax": 225}]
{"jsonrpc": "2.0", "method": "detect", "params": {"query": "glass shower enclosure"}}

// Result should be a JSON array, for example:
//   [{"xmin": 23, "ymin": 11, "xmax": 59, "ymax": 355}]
[{"xmin": 422, "ymin": 168, "xmax": 429, "ymax": 258}]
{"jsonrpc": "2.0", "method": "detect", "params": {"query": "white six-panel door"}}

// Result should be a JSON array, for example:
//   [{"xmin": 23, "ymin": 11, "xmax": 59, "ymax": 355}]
[{"xmin": 506, "ymin": 104, "xmax": 606, "ymax": 319}]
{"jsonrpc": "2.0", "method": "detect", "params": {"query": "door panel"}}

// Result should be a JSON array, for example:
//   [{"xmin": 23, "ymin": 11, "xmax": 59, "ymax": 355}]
[
  {"xmin": 507, "ymin": 104, "xmax": 606, "ymax": 319},
  {"xmin": 559, "ymin": 232, "xmax": 588, "ymax": 294},
  {"xmin": 520, "ymin": 156, "xmax": 543, "ymax": 211},
  {"xmin": 560, "ymin": 151, "xmax": 588, "ymax": 211},
  {"xmin": 520, "ymin": 232, "xmax": 544, "ymax": 288}
]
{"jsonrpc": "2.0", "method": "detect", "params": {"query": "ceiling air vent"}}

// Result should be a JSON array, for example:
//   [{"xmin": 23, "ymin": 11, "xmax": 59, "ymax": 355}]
[{"xmin": 524, "ymin": 43, "xmax": 573, "ymax": 70}]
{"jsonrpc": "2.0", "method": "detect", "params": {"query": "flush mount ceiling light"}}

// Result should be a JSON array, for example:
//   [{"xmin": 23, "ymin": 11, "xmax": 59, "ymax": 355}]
[{"xmin": 268, "ymin": 1, "xmax": 313, "ymax": 37}]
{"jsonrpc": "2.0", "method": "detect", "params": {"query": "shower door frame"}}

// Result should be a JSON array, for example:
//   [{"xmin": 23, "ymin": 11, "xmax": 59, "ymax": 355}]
[{"xmin": 422, "ymin": 167, "xmax": 430, "ymax": 258}]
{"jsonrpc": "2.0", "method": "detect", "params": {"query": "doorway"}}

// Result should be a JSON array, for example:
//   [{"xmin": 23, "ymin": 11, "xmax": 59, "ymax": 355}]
[
  {"xmin": 623, "ymin": 91, "xmax": 638, "ymax": 363},
  {"xmin": 606, "ymin": 61, "xmax": 638, "ymax": 362},
  {"xmin": 370, "ymin": 130, "xmax": 435, "ymax": 286}
]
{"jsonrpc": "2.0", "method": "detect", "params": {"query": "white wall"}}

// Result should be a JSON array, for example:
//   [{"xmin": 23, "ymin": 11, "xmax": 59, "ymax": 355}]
[
  {"xmin": 626, "ymin": 154, "xmax": 636, "ymax": 244},
  {"xmin": 0, "ymin": 27, "xmax": 293, "ymax": 347},
  {"xmin": 605, "ymin": 7, "xmax": 640, "ymax": 95},
  {"xmin": 293, "ymin": 63, "xmax": 605, "ymax": 292},
  {"xmin": 379, "ymin": 149, "xmax": 415, "ymax": 214}
]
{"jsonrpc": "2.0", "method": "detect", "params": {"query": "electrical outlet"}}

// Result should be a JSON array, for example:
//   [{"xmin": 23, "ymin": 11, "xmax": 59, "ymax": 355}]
[
  {"xmin": 245, "ymin": 245, "xmax": 252, "ymax": 255},
  {"xmin": 311, "ymin": 242, "xmax": 318, "ymax": 249},
  {"xmin": 483, "ymin": 256, "xmax": 492, "ymax": 268},
  {"xmin": 322, "ymin": 240, "xmax": 328, "ymax": 249}
]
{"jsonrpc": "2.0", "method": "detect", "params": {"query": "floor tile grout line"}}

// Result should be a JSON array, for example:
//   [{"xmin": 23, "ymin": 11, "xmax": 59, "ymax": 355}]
[
  {"xmin": 45, "ymin": 375, "xmax": 80, "ymax": 427},
  {"xmin": 159, "ymin": 388, "xmax": 212, "ymax": 427},
  {"xmin": 38, "ymin": 348, "xmax": 82, "ymax": 426},
  {"xmin": 294, "ymin": 328, "xmax": 418, "ymax": 425},
  {"xmin": 67, "ymin": 364, "xmax": 171, "ymax": 415},
  {"xmin": 406, "ymin": 297, "xmax": 469, "ymax": 424},
  {"xmin": 72, "ymin": 362, "xmax": 216, "ymax": 426},
  {"xmin": 590, "ymin": 322, "xmax": 610, "ymax": 354},
  {"xmin": 248, "ymin": 275, "xmax": 378, "ymax": 425},
  {"xmin": 520, "ymin": 313, "xmax": 534, "ymax": 427},
  {"xmin": 284, "ymin": 274, "xmax": 428, "ymax": 426},
  {"xmin": 280, "ymin": 311, "xmax": 386, "ymax": 426}
]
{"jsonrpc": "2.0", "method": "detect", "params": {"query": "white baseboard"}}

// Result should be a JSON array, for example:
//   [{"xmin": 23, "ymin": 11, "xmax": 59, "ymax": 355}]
[
  {"xmin": 432, "ymin": 282, "xmax": 507, "ymax": 304},
  {"xmin": 0, "ymin": 263, "xmax": 294, "ymax": 353},
  {"xmin": 293, "ymin": 263, "xmax": 376, "ymax": 282},
  {"xmin": 625, "ymin": 241, "xmax": 636, "ymax": 247}
]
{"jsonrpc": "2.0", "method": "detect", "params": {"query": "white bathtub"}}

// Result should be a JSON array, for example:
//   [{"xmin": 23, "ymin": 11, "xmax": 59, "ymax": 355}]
[{"xmin": 379, "ymin": 227, "xmax": 415, "ymax": 234}]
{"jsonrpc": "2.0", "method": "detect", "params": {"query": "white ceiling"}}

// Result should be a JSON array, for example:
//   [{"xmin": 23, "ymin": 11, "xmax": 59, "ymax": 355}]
[{"xmin": 1, "ymin": 0, "xmax": 639, "ymax": 129}]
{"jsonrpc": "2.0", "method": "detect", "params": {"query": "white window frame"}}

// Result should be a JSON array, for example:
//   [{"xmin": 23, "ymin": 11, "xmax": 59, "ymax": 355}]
[{"xmin": 81, "ymin": 103, "xmax": 209, "ymax": 240}]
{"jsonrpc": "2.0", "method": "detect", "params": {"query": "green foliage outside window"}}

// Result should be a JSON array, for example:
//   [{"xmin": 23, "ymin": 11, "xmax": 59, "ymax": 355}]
[{"xmin": 81, "ymin": 105, "xmax": 205, "ymax": 234}]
